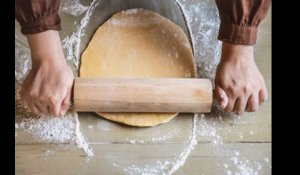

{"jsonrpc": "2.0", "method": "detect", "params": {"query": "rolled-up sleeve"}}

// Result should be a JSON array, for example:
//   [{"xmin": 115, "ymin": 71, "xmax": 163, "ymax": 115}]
[
  {"xmin": 215, "ymin": 0, "xmax": 271, "ymax": 45},
  {"xmin": 15, "ymin": 0, "xmax": 61, "ymax": 35}
]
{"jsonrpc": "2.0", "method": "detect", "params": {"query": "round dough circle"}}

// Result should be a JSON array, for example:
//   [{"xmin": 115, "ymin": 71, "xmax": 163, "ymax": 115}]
[{"xmin": 80, "ymin": 8, "xmax": 196, "ymax": 127}]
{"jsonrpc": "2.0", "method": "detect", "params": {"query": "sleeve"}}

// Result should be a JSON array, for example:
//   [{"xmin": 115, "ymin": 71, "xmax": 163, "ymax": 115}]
[
  {"xmin": 15, "ymin": 0, "xmax": 61, "ymax": 35},
  {"xmin": 215, "ymin": 0, "xmax": 271, "ymax": 45}
]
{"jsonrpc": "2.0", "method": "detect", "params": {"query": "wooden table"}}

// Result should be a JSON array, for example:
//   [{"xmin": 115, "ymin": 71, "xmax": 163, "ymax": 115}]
[{"xmin": 15, "ymin": 1, "xmax": 271, "ymax": 174}]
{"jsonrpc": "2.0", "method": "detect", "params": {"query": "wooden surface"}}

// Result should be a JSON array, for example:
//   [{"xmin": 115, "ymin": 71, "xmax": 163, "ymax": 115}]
[
  {"xmin": 74, "ymin": 78, "xmax": 212, "ymax": 112},
  {"xmin": 15, "ymin": 2, "xmax": 271, "ymax": 175}
]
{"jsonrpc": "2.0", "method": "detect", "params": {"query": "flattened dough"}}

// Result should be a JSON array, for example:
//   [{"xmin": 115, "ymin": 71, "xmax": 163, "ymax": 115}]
[{"xmin": 80, "ymin": 9, "xmax": 196, "ymax": 127}]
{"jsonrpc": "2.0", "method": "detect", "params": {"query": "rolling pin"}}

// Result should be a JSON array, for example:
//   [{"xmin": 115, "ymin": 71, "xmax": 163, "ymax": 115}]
[{"xmin": 73, "ymin": 77, "xmax": 212, "ymax": 113}]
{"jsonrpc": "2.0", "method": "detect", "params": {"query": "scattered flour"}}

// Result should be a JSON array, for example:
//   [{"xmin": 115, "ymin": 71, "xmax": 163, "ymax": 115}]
[
  {"xmin": 109, "ymin": 11, "xmax": 160, "ymax": 27},
  {"xmin": 15, "ymin": 34, "xmax": 30, "ymax": 82},
  {"xmin": 74, "ymin": 113, "xmax": 94, "ymax": 157},
  {"xmin": 16, "ymin": 114, "xmax": 75, "ymax": 143},
  {"xmin": 126, "ymin": 129, "xmax": 178, "ymax": 144},
  {"xmin": 124, "ymin": 161, "xmax": 171, "ymax": 175},
  {"xmin": 122, "ymin": 8, "xmax": 141, "ymax": 15},
  {"xmin": 62, "ymin": 0, "xmax": 99, "ymax": 68},
  {"xmin": 15, "ymin": 0, "xmax": 268, "ymax": 174},
  {"xmin": 60, "ymin": 0, "xmax": 88, "ymax": 17},
  {"xmin": 264, "ymin": 158, "xmax": 269, "ymax": 163},
  {"xmin": 197, "ymin": 115, "xmax": 263, "ymax": 175},
  {"xmin": 164, "ymin": 113, "xmax": 199, "ymax": 174},
  {"xmin": 41, "ymin": 148, "xmax": 57, "ymax": 156},
  {"xmin": 175, "ymin": 0, "xmax": 221, "ymax": 80},
  {"xmin": 123, "ymin": 114, "xmax": 199, "ymax": 175},
  {"xmin": 15, "ymin": 112, "xmax": 93, "ymax": 157}
]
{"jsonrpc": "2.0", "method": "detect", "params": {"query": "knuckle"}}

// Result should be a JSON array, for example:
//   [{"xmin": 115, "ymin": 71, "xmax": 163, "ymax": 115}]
[
  {"xmin": 49, "ymin": 95, "xmax": 62, "ymax": 105},
  {"xmin": 28, "ymin": 90, "xmax": 38, "ymax": 99},
  {"xmin": 224, "ymin": 87, "xmax": 235, "ymax": 98},
  {"xmin": 227, "ymin": 85, "xmax": 235, "ymax": 92},
  {"xmin": 39, "ymin": 94, "xmax": 48, "ymax": 102},
  {"xmin": 231, "ymin": 79, "xmax": 238, "ymax": 86},
  {"xmin": 242, "ymin": 85, "xmax": 251, "ymax": 95}
]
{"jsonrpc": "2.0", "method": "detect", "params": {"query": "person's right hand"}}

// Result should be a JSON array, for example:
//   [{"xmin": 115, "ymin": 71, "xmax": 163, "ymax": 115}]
[
  {"xmin": 214, "ymin": 42, "xmax": 268, "ymax": 114},
  {"xmin": 21, "ymin": 30, "xmax": 74, "ymax": 116}
]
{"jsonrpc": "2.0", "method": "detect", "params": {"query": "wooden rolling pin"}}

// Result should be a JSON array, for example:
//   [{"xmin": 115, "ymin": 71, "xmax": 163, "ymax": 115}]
[{"xmin": 73, "ymin": 77, "xmax": 212, "ymax": 113}]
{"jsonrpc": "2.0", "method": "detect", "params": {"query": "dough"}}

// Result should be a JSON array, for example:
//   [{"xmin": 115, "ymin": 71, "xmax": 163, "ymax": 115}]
[{"xmin": 80, "ymin": 9, "xmax": 196, "ymax": 127}]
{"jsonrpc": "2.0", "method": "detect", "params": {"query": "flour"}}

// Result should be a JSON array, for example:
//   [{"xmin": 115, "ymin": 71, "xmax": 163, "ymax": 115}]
[
  {"xmin": 124, "ymin": 161, "xmax": 171, "ymax": 175},
  {"xmin": 15, "ymin": 111, "xmax": 93, "ymax": 156},
  {"xmin": 109, "ymin": 11, "xmax": 159, "ymax": 27},
  {"xmin": 74, "ymin": 113, "xmax": 94, "ymax": 157},
  {"xmin": 197, "ymin": 115, "xmax": 263, "ymax": 175},
  {"xmin": 122, "ymin": 8, "xmax": 141, "ymax": 15},
  {"xmin": 15, "ymin": 34, "xmax": 30, "ymax": 82},
  {"xmin": 175, "ymin": 0, "xmax": 221, "ymax": 80},
  {"xmin": 126, "ymin": 128, "xmax": 179, "ymax": 144},
  {"xmin": 15, "ymin": 0, "xmax": 268, "ymax": 174},
  {"xmin": 62, "ymin": 0, "xmax": 99, "ymax": 69},
  {"xmin": 60, "ymin": 0, "xmax": 88, "ymax": 17},
  {"xmin": 16, "ymin": 114, "xmax": 75, "ymax": 143},
  {"xmin": 164, "ymin": 113, "xmax": 199, "ymax": 174},
  {"xmin": 123, "ymin": 114, "xmax": 199, "ymax": 175}
]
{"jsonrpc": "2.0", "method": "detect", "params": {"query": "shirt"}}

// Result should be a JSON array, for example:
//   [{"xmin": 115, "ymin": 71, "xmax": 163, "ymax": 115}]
[{"xmin": 15, "ymin": 0, "xmax": 271, "ymax": 45}]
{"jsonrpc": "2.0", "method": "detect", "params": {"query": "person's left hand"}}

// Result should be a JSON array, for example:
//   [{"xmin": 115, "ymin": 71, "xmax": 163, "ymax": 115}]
[{"xmin": 214, "ymin": 42, "xmax": 268, "ymax": 114}]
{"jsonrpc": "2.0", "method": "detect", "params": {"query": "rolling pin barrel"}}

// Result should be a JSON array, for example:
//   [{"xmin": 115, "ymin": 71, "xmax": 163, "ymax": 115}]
[{"xmin": 73, "ymin": 78, "xmax": 212, "ymax": 113}]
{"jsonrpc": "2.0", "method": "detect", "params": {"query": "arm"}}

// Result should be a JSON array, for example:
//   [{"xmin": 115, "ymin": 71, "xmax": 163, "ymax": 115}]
[
  {"xmin": 15, "ymin": 0, "xmax": 74, "ymax": 116},
  {"xmin": 214, "ymin": 0, "xmax": 271, "ymax": 114}
]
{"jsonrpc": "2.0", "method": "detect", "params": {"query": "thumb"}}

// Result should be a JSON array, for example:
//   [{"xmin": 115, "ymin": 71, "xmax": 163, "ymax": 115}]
[{"xmin": 214, "ymin": 85, "xmax": 228, "ymax": 109}]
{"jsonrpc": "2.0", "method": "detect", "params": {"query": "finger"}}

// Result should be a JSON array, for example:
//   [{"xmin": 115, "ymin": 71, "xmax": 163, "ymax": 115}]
[
  {"xmin": 259, "ymin": 87, "xmax": 268, "ymax": 106},
  {"xmin": 60, "ymin": 88, "xmax": 72, "ymax": 115},
  {"xmin": 214, "ymin": 85, "xmax": 228, "ymax": 109},
  {"xmin": 224, "ymin": 96, "xmax": 236, "ymax": 113},
  {"xmin": 246, "ymin": 94, "xmax": 259, "ymax": 112},
  {"xmin": 49, "ymin": 95, "xmax": 63, "ymax": 116},
  {"xmin": 38, "ymin": 105, "xmax": 50, "ymax": 115},
  {"xmin": 233, "ymin": 97, "xmax": 247, "ymax": 115},
  {"xmin": 29, "ymin": 105, "xmax": 41, "ymax": 115},
  {"xmin": 35, "ymin": 98, "xmax": 52, "ymax": 115}
]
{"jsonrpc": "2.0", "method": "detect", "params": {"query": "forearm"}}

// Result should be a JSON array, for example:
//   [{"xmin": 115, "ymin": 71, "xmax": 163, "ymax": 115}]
[{"xmin": 26, "ymin": 31, "xmax": 66, "ymax": 67}]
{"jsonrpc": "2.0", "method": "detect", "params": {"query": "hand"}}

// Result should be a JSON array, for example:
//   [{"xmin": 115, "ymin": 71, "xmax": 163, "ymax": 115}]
[
  {"xmin": 214, "ymin": 42, "xmax": 268, "ymax": 114},
  {"xmin": 21, "ymin": 30, "xmax": 74, "ymax": 116}
]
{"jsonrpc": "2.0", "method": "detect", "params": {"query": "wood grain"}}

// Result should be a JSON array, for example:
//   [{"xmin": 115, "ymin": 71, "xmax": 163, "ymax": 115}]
[{"xmin": 74, "ymin": 78, "xmax": 213, "ymax": 113}]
